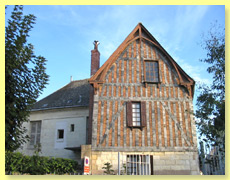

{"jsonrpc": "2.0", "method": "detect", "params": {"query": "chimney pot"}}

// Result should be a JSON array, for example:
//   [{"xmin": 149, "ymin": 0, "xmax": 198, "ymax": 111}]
[{"xmin": 91, "ymin": 41, "xmax": 100, "ymax": 76}]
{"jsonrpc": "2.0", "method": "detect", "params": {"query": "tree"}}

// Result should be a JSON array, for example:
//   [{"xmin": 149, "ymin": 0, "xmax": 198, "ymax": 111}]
[
  {"xmin": 102, "ymin": 162, "xmax": 115, "ymax": 175},
  {"xmin": 195, "ymin": 23, "xmax": 225, "ymax": 151},
  {"xmin": 5, "ymin": 5, "xmax": 49, "ymax": 151}
]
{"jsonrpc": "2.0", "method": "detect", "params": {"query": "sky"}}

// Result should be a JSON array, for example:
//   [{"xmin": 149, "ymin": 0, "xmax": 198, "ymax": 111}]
[{"xmin": 5, "ymin": 5, "xmax": 225, "ymax": 104}]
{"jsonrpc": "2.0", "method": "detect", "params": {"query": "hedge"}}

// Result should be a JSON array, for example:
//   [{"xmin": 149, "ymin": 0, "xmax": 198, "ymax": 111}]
[{"xmin": 5, "ymin": 151, "xmax": 80, "ymax": 175}]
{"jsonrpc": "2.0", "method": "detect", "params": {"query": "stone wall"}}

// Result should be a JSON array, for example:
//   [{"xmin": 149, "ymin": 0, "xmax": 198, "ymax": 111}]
[{"xmin": 91, "ymin": 151, "xmax": 200, "ymax": 175}]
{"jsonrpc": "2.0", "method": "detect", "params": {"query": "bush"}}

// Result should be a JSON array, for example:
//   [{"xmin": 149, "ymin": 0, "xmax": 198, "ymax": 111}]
[
  {"xmin": 5, "ymin": 151, "xmax": 80, "ymax": 175},
  {"xmin": 102, "ymin": 162, "xmax": 114, "ymax": 175}
]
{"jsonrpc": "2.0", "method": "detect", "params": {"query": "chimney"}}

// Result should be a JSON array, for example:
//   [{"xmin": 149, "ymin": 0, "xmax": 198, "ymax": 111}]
[
  {"xmin": 91, "ymin": 40, "xmax": 100, "ymax": 76},
  {"xmin": 87, "ymin": 40, "xmax": 100, "ymax": 145}
]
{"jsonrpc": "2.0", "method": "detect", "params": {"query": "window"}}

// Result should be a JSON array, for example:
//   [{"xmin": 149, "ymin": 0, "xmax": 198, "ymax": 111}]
[
  {"xmin": 126, "ymin": 155, "xmax": 152, "ymax": 175},
  {"xmin": 70, "ymin": 124, "xmax": 75, "ymax": 132},
  {"xmin": 30, "ymin": 121, "xmax": 41, "ymax": 146},
  {"xmin": 132, "ymin": 103, "xmax": 141, "ymax": 126},
  {"xmin": 144, "ymin": 60, "xmax": 159, "ymax": 83},
  {"xmin": 57, "ymin": 129, "xmax": 64, "ymax": 139},
  {"xmin": 127, "ymin": 101, "xmax": 146, "ymax": 128}
]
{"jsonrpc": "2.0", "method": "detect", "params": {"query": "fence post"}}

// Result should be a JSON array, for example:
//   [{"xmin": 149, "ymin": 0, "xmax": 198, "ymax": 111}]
[
  {"xmin": 217, "ymin": 145, "xmax": 225, "ymax": 175},
  {"xmin": 118, "ymin": 152, "xmax": 120, "ymax": 175},
  {"xmin": 200, "ymin": 141, "xmax": 207, "ymax": 175}
]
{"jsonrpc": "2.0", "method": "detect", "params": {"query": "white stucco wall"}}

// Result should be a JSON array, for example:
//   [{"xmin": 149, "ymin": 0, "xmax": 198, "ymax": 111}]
[{"xmin": 18, "ymin": 107, "xmax": 89, "ymax": 163}]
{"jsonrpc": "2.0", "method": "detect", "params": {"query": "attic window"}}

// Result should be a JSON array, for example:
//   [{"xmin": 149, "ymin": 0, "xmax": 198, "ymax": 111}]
[
  {"xmin": 67, "ymin": 99, "xmax": 72, "ymax": 104},
  {"xmin": 144, "ymin": 60, "xmax": 160, "ymax": 83},
  {"xmin": 42, "ymin": 103, "xmax": 48, "ymax": 107}
]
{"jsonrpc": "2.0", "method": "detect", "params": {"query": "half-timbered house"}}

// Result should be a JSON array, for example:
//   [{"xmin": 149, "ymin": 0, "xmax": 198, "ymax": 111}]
[{"xmin": 86, "ymin": 23, "xmax": 199, "ymax": 175}]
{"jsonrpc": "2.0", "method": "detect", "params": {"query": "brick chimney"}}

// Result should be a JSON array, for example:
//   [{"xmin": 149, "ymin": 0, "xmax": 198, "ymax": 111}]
[
  {"xmin": 87, "ymin": 41, "xmax": 100, "ymax": 145},
  {"xmin": 91, "ymin": 40, "xmax": 100, "ymax": 76}
]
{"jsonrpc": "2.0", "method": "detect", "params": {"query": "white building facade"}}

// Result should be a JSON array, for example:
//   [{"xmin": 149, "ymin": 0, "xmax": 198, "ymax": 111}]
[{"xmin": 19, "ymin": 79, "xmax": 90, "ymax": 164}]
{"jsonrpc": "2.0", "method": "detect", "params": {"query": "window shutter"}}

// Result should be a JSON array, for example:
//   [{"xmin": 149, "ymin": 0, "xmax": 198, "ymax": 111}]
[
  {"xmin": 30, "ymin": 122, "xmax": 36, "ymax": 145},
  {"xmin": 141, "ymin": 101, "xmax": 146, "ymax": 127},
  {"xmin": 36, "ymin": 122, "xmax": 41, "ymax": 144},
  {"xmin": 126, "ymin": 101, "xmax": 133, "ymax": 127},
  {"xmin": 30, "ymin": 121, "xmax": 41, "ymax": 146}
]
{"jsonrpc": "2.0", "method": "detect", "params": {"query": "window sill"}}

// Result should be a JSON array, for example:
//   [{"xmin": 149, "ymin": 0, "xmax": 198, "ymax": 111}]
[
  {"xmin": 56, "ymin": 139, "xmax": 64, "ymax": 142},
  {"xmin": 127, "ymin": 126, "xmax": 145, "ymax": 130},
  {"xmin": 143, "ymin": 81, "xmax": 161, "ymax": 88}
]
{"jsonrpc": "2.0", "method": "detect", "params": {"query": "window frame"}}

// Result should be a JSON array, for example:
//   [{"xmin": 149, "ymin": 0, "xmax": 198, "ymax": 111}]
[
  {"xmin": 126, "ymin": 154, "xmax": 152, "ymax": 175},
  {"xmin": 57, "ymin": 129, "xmax": 64, "ymax": 140},
  {"xmin": 131, "ymin": 102, "xmax": 141, "ymax": 127},
  {"xmin": 127, "ymin": 101, "xmax": 146, "ymax": 129},
  {"xmin": 143, "ymin": 59, "xmax": 161, "ymax": 84},
  {"xmin": 29, "ymin": 121, "xmax": 41, "ymax": 148},
  {"xmin": 70, "ymin": 124, "xmax": 75, "ymax": 132}
]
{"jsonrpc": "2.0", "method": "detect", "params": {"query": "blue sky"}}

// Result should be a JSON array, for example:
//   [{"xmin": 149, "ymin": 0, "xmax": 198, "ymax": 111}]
[{"xmin": 5, "ymin": 5, "xmax": 225, "ymax": 103}]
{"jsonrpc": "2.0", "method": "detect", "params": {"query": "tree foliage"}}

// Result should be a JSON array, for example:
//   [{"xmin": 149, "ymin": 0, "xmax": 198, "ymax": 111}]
[
  {"xmin": 195, "ymin": 23, "xmax": 225, "ymax": 150},
  {"xmin": 5, "ymin": 5, "xmax": 49, "ymax": 151}
]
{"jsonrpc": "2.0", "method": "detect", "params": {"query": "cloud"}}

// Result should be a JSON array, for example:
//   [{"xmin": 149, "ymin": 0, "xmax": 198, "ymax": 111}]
[
  {"xmin": 165, "ymin": 6, "xmax": 210, "ymax": 53},
  {"xmin": 175, "ymin": 57, "xmax": 211, "ymax": 85}
]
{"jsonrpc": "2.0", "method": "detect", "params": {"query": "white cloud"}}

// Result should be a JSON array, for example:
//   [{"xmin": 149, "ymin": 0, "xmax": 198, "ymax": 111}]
[
  {"xmin": 176, "ymin": 59, "xmax": 211, "ymax": 85},
  {"xmin": 165, "ymin": 6, "xmax": 210, "ymax": 53}
]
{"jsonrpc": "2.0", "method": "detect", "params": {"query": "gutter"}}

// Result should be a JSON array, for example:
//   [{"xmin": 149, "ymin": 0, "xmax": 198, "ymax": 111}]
[{"xmin": 31, "ymin": 105, "xmax": 89, "ymax": 112}]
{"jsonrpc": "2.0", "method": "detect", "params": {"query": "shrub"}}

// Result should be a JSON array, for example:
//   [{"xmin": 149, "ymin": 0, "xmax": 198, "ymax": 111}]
[
  {"xmin": 102, "ymin": 162, "xmax": 114, "ymax": 175},
  {"xmin": 5, "ymin": 151, "xmax": 80, "ymax": 175}
]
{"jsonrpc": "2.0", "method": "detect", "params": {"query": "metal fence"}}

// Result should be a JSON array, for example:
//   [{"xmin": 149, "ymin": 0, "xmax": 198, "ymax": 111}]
[{"xmin": 199, "ymin": 142, "xmax": 225, "ymax": 175}]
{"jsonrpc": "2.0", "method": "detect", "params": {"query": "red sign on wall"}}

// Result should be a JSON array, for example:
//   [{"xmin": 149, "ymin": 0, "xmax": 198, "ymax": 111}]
[{"xmin": 84, "ymin": 156, "xmax": 90, "ymax": 175}]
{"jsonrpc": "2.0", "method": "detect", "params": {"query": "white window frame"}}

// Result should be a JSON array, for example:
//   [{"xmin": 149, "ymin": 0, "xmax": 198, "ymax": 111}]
[
  {"xmin": 29, "ymin": 121, "xmax": 41, "ymax": 147},
  {"xmin": 132, "ymin": 102, "xmax": 141, "ymax": 127}
]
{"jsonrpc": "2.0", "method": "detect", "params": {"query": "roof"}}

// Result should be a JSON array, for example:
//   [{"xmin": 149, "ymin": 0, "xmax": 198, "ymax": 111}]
[
  {"xmin": 89, "ymin": 23, "xmax": 195, "ymax": 97},
  {"xmin": 32, "ymin": 79, "xmax": 90, "ymax": 111}
]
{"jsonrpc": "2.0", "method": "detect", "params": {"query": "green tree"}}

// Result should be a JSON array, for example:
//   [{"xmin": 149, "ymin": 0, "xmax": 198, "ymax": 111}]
[
  {"xmin": 5, "ymin": 5, "xmax": 49, "ymax": 151},
  {"xmin": 102, "ymin": 162, "xmax": 114, "ymax": 175},
  {"xmin": 195, "ymin": 23, "xmax": 225, "ymax": 151}
]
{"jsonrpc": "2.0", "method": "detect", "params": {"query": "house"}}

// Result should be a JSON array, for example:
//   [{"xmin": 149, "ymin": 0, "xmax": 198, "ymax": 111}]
[
  {"xmin": 20, "ymin": 23, "xmax": 200, "ymax": 175},
  {"xmin": 19, "ymin": 79, "xmax": 90, "ymax": 163}
]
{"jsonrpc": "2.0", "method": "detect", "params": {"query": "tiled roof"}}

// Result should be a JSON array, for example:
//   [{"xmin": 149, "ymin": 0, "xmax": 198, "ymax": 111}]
[{"xmin": 32, "ymin": 79, "xmax": 90, "ymax": 111}]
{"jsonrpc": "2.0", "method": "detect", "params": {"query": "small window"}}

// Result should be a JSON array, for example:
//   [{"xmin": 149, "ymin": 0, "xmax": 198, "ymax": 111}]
[
  {"xmin": 132, "ymin": 103, "xmax": 141, "ymax": 126},
  {"xmin": 144, "ymin": 60, "xmax": 159, "ymax": 83},
  {"xmin": 127, "ymin": 101, "xmax": 146, "ymax": 128},
  {"xmin": 70, "ymin": 124, "xmax": 75, "ymax": 132},
  {"xmin": 57, "ymin": 129, "xmax": 64, "ymax": 139}
]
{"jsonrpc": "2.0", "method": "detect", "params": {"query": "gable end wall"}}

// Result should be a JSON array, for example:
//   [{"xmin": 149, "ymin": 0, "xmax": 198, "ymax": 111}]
[{"xmin": 91, "ymin": 39, "xmax": 197, "ymax": 153}]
